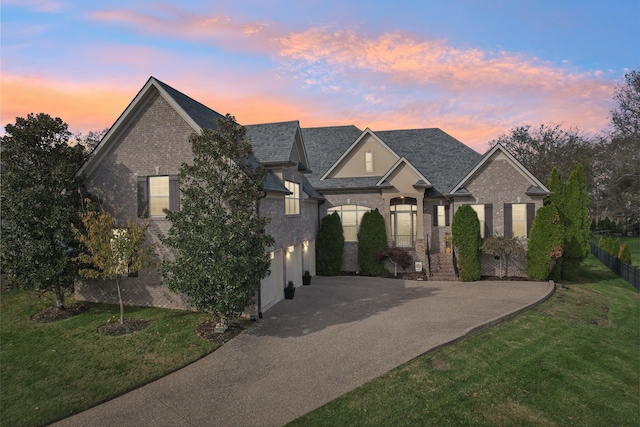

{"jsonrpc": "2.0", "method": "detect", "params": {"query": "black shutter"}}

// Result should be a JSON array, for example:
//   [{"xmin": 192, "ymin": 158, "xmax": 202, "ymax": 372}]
[
  {"xmin": 504, "ymin": 203, "xmax": 512, "ymax": 237},
  {"xmin": 526, "ymin": 203, "xmax": 536, "ymax": 237},
  {"xmin": 169, "ymin": 175, "xmax": 180, "ymax": 212},
  {"xmin": 445, "ymin": 205, "xmax": 450, "ymax": 226},
  {"xmin": 433, "ymin": 205, "xmax": 438, "ymax": 226},
  {"xmin": 485, "ymin": 204, "xmax": 493, "ymax": 237},
  {"xmin": 137, "ymin": 176, "xmax": 148, "ymax": 218}
]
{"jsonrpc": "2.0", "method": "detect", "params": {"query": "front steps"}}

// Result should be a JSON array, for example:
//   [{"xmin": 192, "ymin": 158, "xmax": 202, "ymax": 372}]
[{"xmin": 428, "ymin": 253, "xmax": 458, "ymax": 281}]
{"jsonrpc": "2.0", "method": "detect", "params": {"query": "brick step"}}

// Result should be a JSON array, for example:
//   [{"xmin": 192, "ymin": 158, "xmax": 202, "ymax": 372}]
[{"xmin": 427, "ymin": 253, "xmax": 457, "ymax": 281}]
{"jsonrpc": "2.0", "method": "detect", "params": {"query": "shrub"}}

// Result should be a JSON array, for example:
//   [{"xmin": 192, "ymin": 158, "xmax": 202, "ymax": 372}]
[
  {"xmin": 451, "ymin": 205, "xmax": 481, "ymax": 281},
  {"xmin": 619, "ymin": 243, "xmax": 632, "ymax": 264},
  {"xmin": 376, "ymin": 247, "xmax": 413, "ymax": 277},
  {"xmin": 316, "ymin": 212, "xmax": 344, "ymax": 276},
  {"xmin": 526, "ymin": 204, "xmax": 564, "ymax": 280},
  {"xmin": 561, "ymin": 164, "xmax": 590, "ymax": 281},
  {"xmin": 481, "ymin": 235, "xmax": 525, "ymax": 278},
  {"xmin": 357, "ymin": 209, "xmax": 388, "ymax": 276}
]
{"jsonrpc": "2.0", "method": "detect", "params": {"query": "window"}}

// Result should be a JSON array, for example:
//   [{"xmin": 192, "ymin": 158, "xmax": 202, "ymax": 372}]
[
  {"xmin": 364, "ymin": 152, "xmax": 373, "ymax": 173},
  {"xmin": 327, "ymin": 205, "xmax": 371, "ymax": 241},
  {"xmin": 433, "ymin": 205, "xmax": 450, "ymax": 226},
  {"xmin": 512, "ymin": 204, "xmax": 526, "ymax": 238},
  {"xmin": 505, "ymin": 203, "xmax": 535, "ymax": 238},
  {"xmin": 137, "ymin": 175, "xmax": 180, "ymax": 218},
  {"xmin": 464, "ymin": 204, "xmax": 493, "ymax": 238},
  {"xmin": 471, "ymin": 205, "xmax": 485, "ymax": 238},
  {"xmin": 391, "ymin": 198, "xmax": 417, "ymax": 247},
  {"xmin": 285, "ymin": 181, "xmax": 300, "ymax": 215},
  {"xmin": 149, "ymin": 176, "xmax": 170, "ymax": 217}
]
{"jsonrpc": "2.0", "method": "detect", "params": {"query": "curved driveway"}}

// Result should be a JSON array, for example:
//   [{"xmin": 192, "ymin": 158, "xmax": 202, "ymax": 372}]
[{"xmin": 54, "ymin": 276, "xmax": 554, "ymax": 427}]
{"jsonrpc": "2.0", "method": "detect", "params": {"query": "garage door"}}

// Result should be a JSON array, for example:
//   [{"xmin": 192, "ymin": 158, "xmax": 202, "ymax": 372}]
[{"xmin": 261, "ymin": 250, "xmax": 283, "ymax": 312}]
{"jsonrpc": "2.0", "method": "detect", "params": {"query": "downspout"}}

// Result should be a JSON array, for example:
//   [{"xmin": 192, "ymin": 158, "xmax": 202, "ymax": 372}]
[{"xmin": 257, "ymin": 190, "xmax": 267, "ymax": 319}]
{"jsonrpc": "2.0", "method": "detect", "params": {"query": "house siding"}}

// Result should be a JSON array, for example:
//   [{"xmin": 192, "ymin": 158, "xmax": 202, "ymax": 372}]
[
  {"xmin": 78, "ymin": 89, "xmax": 319, "ymax": 308},
  {"xmin": 77, "ymin": 90, "xmax": 197, "ymax": 309},
  {"xmin": 453, "ymin": 156, "xmax": 544, "ymax": 236}
]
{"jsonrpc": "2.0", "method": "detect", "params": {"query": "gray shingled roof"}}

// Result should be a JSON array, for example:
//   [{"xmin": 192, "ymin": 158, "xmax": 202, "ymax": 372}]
[
  {"xmin": 245, "ymin": 121, "xmax": 300, "ymax": 164},
  {"xmin": 154, "ymin": 78, "xmax": 225, "ymax": 130},
  {"xmin": 301, "ymin": 126, "xmax": 363, "ymax": 188},
  {"xmin": 155, "ymin": 78, "xmax": 289, "ymax": 195},
  {"xmin": 376, "ymin": 129, "xmax": 481, "ymax": 195},
  {"xmin": 302, "ymin": 126, "xmax": 481, "ymax": 195}
]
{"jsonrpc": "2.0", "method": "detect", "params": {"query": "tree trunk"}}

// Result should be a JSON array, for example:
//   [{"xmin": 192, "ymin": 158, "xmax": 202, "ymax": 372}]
[
  {"xmin": 54, "ymin": 283, "xmax": 65, "ymax": 310},
  {"xmin": 115, "ymin": 277, "xmax": 124, "ymax": 325}
]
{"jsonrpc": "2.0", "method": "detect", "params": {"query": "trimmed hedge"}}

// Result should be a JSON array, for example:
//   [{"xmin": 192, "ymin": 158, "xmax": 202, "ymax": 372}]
[
  {"xmin": 316, "ymin": 212, "xmax": 344, "ymax": 276},
  {"xmin": 451, "ymin": 205, "xmax": 481, "ymax": 281},
  {"xmin": 357, "ymin": 209, "xmax": 388, "ymax": 276},
  {"xmin": 527, "ymin": 204, "xmax": 564, "ymax": 280}
]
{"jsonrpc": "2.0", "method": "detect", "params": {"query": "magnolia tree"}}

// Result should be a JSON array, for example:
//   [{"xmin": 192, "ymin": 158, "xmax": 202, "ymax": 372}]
[
  {"xmin": 1, "ymin": 113, "xmax": 87, "ymax": 309},
  {"xmin": 161, "ymin": 114, "xmax": 274, "ymax": 332},
  {"xmin": 74, "ymin": 209, "xmax": 156, "ymax": 325}
]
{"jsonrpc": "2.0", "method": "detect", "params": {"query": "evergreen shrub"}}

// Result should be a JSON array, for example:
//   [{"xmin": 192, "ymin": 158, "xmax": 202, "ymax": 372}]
[
  {"xmin": 316, "ymin": 212, "xmax": 344, "ymax": 276},
  {"xmin": 357, "ymin": 209, "xmax": 388, "ymax": 276},
  {"xmin": 451, "ymin": 205, "xmax": 481, "ymax": 281},
  {"xmin": 526, "ymin": 204, "xmax": 564, "ymax": 280}
]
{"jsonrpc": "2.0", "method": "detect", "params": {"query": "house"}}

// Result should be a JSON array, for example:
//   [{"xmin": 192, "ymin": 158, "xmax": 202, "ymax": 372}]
[{"xmin": 75, "ymin": 76, "xmax": 550, "ymax": 312}]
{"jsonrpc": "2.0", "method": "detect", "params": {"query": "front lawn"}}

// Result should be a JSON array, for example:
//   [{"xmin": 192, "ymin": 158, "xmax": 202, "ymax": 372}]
[
  {"xmin": 289, "ymin": 255, "xmax": 640, "ymax": 426},
  {"xmin": 0, "ymin": 293, "xmax": 216, "ymax": 426}
]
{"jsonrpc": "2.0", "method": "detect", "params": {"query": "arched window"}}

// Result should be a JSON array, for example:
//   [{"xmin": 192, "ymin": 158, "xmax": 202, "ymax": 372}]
[
  {"xmin": 327, "ymin": 205, "xmax": 371, "ymax": 242},
  {"xmin": 390, "ymin": 197, "xmax": 417, "ymax": 248}
]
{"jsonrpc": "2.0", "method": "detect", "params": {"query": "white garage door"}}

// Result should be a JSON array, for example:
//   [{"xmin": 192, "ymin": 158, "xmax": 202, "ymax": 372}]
[{"xmin": 261, "ymin": 250, "xmax": 283, "ymax": 312}]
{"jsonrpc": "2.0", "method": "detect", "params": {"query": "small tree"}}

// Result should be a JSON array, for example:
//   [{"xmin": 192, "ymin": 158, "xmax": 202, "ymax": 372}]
[
  {"xmin": 451, "ymin": 205, "xmax": 482, "ymax": 281},
  {"xmin": 316, "ymin": 212, "xmax": 344, "ymax": 275},
  {"xmin": 526, "ymin": 204, "xmax": 564, "ymax": 280},
  {"xmin": 376, "ymin": 247, "xmax": 413, "ymax": 277},
  {"xmin": 74, "ymin": 209, "xmax": 155, "ymax": 324},
  {"xmin": 481, "ymin": 235, "xmax": 525, "ymax": 278},
  {"xmin": 619, "ymin": 244, "xmax": 632, "ymax": 264},
  {"xmin": 357, "ymin": 209, "xmax": 388, "ymax": 276},
  {"xmin": 161, "ymin": 115, "xmax": 274, "ymax": 331}
]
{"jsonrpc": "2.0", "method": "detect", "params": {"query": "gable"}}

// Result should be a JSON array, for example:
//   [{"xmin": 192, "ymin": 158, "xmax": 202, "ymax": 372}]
[
  {"xmin": 323, "ymin": 129, "xmax": 398, "ymax": 179},
  {"xmin": 382, "ymin": 161, "xmax": 428, "ymax": 194},
  {"xmin": 79, "ymin": 76, "xmax": 223, "ymax": 177},
  {"xmin": 449, "ymin": 144, "xmax": 550, "ymax": 196}
]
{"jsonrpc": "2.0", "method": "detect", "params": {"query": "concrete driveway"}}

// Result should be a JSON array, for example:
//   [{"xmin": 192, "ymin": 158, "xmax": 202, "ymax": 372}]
[{"xmin": 54, "ymin": 276, "xmax": 554, "ymax": 427}]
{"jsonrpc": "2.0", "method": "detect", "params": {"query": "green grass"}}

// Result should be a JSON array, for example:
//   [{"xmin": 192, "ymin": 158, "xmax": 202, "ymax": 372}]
[
  {"xmin": 289, "ymin": 255, "xmax": 640, "ymax": 426},
  {"xmin": 0, "ymin": 292, "xmax": 217, "ymax": 427}
]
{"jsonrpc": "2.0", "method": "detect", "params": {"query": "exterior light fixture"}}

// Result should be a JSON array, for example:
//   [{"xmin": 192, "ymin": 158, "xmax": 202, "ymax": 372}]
[{"xmin": 287, "ymin": 245, "xmax": 295, "ymax": 253}]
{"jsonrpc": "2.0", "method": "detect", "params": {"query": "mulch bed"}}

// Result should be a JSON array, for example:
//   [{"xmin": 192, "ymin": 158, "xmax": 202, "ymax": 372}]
[
  {"xmin": 31, "ymin": 304, "xmax": 89, "ymax": 323},
  {"xmin": 97, "ymin": 319, "xmax": 150, "ymax": 336},
  {"xmin": 195, "ymin": 320, "xmax": 248, "ymax": 345}
]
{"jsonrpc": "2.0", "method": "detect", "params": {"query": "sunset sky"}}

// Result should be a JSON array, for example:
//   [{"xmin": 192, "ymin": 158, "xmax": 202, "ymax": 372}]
[{"xmin": 2, "ymin": 0, "xmax": 637, "ymax": 152}]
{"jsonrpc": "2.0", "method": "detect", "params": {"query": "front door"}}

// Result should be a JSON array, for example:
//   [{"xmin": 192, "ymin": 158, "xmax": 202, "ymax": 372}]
[{"xmin": 390, "ymin": 197, "xmax": 417, "ymax": 248}]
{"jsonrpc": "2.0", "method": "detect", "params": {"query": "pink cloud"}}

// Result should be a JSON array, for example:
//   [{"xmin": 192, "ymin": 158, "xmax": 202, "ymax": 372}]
[{"xmin": 2, "ymin": 6, "xmax": 617, "ymax": 151}]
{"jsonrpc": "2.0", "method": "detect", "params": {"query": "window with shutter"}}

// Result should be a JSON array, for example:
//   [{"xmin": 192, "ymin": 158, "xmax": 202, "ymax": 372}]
[
  {"xmin": 505, "ymin": 203, "xmax": 535, "ymax": 238},
  {"xmin": 137, "ymin": 175, "xmax": 180, "ymax": 218}
]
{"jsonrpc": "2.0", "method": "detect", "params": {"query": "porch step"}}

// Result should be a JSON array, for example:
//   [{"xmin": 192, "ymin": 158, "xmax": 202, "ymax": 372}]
[{"xmin": 428, "ymin": 253, "xmax": 458, "ymax": 281}]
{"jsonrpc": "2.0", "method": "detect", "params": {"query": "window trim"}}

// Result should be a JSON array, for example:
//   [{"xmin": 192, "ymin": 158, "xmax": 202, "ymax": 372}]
[
  {"xmin": 504, "ymin": 203, "xmax": 535, "ymax": 238},
  {"xmin": 327, "ymin": 204, "xmax": 371, "ymax": 242},
  {"xmin": 149, "ymin": 176, "xmax": 170, "ymax": 217},
  {"xmin": 364, "ymin": 151, "xmax": 373, "ymax": 173},
  {"xmin": 137, "ymin": 175, "xmax": 180, "ymax": 218},
  {"xmin": 284, "ymin": 180, "xmax": 300, "ymax": 216}
]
